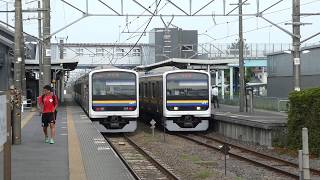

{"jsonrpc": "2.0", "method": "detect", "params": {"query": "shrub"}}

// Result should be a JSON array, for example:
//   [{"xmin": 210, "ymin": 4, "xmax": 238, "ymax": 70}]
[{"xmin": 287, "ymin": 88, "xmax": 320, "ymax": 156}]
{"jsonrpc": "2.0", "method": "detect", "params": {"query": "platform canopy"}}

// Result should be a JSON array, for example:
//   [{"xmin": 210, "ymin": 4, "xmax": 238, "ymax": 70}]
[
  {"xmin": 135, "ymin": 58, "xmax": 239, "ymax": 71},
  {"xmin": 25, "ymin": 58, "xmax": 78, "ymax": 71}
]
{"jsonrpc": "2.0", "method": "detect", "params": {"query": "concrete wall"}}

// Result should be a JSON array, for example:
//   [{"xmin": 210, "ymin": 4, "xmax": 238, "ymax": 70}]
[
  {"xmin": 268, "ymin": 75, "xmax": 320, "ymax": 97},
  {"xmin": 0, "ymin": 44, "xmax": 12, "ymax": 91},
  {"xmin": 150, "ymin": 28, "xmax": 198, "ymax": 63},
  {"xmin": 267, "ymin": 45, "xmax": 320, "ymax": 97},
  {"xmin": 214, "ymin": 120, "xmax": 287, "ymax": 147}
]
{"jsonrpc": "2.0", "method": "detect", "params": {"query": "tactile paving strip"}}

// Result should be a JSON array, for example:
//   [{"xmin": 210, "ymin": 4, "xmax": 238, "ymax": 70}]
[{"xmin": 70, "ymin": 106, "xmax": 135, "ymax": 180}]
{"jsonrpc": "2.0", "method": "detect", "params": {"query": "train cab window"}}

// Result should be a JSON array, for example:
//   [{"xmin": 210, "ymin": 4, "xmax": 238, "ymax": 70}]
[{"xmin": 92, "ymin": 71, "xmax": 136, "ymax": 98}]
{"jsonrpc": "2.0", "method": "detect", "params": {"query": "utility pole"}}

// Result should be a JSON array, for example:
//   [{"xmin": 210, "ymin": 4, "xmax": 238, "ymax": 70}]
[
  {"xmin": 292, "ymin": 0, "xmax": 301, "ymax": 91},
  {"xmin": 13, "ymin": 0, "xmax": 23, "ymax": 145},
  {"xmin": 38, "ymin": 1, "xmax": 43, "ymax": 96},
  {"xmin": 42, "ymin": 0, "xmax": 51, "ymax": 86},
  {"xmin": 239, "ymin": 0, "xmax": 245, "ymax": 112}
]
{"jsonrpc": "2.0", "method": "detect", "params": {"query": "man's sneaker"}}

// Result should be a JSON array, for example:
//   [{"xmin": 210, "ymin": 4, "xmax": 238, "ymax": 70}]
[
  {"xmin": 49, "ymin": 139, "xmax": 55, "ymax": 144},
  {"xmin": 45, "ymin": 137, "xmax": 49, "ymax": 143}
]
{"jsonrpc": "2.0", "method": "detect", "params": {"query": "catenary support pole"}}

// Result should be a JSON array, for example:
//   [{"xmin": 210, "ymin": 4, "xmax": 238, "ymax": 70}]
[
  {"xmin": 292, "ymin": 0, "xmax": 301, "ymax": 91},
  {"xmin": 239, "ymin": 0, "xmax": 245, "ymax": 112},
  {"xmin": 42, "ymin": 0, "xmax": 51, "ymax": 86},
  {"xmin": 13, "ymin": 0, "xmax": 23, "ymax": 145},
  {"xmin": 38, "ymin": 0, "xmax": 43, "ymax": 97}
]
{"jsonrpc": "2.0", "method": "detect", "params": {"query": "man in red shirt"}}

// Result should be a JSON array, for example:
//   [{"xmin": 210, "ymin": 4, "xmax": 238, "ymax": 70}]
[{"xmin": 39, "ymin": 85, "xmax": 58, "ymax": 144}]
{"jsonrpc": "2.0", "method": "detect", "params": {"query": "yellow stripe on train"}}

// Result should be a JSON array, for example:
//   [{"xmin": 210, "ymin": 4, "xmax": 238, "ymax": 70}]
[
  {"xmin": 93, "ymin": 100, "xmax": 137, "ymax": 104},
  {"xmin": 166, "ymin": 100, "xmax": 208, "ymax": 103}
]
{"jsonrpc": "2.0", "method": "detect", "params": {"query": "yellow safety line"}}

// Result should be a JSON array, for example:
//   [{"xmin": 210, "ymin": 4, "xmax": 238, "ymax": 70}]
[
  {"xmin": 21, "ymin": 111, "xmax": 36, "ymax": 128},
  {"xmin": 67, "ymin": 107, "xmax": 87, "ymax": 180}
]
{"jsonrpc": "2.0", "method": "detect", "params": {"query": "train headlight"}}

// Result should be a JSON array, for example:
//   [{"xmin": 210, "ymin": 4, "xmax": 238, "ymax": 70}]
[
  {"xmin": 96, "ymin": 107, "xmax": 104, "ymax": 111},
  {"xmin": 174, "ymin": 107, "xmax": 179, "ymax": 110},
  {"xmin": 197, "ymin": 107, "xmax": 201, "ymax": 110}
]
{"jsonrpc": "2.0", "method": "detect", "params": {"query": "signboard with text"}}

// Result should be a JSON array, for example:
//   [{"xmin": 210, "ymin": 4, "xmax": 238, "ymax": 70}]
[{"xmin": 0, "ymin": 94, "xmax": 7, "ymax": 146}]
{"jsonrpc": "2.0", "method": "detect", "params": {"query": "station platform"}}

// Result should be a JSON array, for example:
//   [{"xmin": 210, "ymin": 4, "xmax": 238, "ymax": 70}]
[
  {"xmin": 0, "ymin": 99, "xmax": 135, "ymax": 180},
  {"xmin": 211, "ymin": 104, "xmax": 288, "ymax": 147}
]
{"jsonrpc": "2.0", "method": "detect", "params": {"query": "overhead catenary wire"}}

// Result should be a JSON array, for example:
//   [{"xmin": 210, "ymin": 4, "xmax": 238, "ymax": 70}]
[
  {"xmin": 210, "ymin": 15, "xmax": 311, "ymax": 42},
  {"xmin": 115, "ymin": 0, "xmax": 164, "ymax": 61},
  {"xmin": 201, "ymin": 0, "xmax": 320, "ymax": 34},
  {"xmin": 92, "ymin": 1, "xmax": 168, "ymax": 65}
]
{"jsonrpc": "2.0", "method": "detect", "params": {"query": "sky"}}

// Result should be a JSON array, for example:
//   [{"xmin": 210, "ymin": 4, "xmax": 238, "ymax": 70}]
[{"xmin": 1, "ymin": 0, "xmax": 320, "ymax": 45}]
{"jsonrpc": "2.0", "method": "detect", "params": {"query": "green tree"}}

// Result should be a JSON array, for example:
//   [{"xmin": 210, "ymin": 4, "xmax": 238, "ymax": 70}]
[{"xmin": 227, "ymin": 41, "xmax": 250, "ymax": 57}]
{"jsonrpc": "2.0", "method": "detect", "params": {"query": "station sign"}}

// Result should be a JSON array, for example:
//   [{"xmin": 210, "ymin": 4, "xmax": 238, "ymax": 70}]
[{"xmin": 0, "ymin": 94, "xmax": 7, "ymax": 146}]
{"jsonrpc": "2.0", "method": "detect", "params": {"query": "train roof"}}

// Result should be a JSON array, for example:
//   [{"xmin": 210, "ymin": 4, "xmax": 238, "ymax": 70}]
[
  {"xmin": 140, "ymin": 66, "xmax": 208, "ymax": 77},
  {"xmin": 92, "ymin": 65, "xmax": 120, "ymax": 70}
]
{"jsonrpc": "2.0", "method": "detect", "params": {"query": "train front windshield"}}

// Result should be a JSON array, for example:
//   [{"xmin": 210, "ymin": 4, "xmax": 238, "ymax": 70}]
[
  {"xmin": 92, "ymin": 71, "xmax": 137, "ymax": 111},
  {"xmin": 166, "ymin": 72, "xmax": 209, "ymax": 111}
]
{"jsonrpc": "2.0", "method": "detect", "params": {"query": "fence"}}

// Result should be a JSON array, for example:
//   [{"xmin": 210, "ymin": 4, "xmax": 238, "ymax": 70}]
[{"xmin": 219, "ymin": 95, "xmax": 289, "ymax": 112}]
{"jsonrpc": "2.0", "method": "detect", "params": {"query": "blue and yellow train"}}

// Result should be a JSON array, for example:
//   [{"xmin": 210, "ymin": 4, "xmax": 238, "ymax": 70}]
[
  {"xmin": 139, "ymin": 67, "xmax": 211, "ymax": 131},
  {"xmin": 74, "ymin": 66, "xmax": 139, "ymax": 132}
]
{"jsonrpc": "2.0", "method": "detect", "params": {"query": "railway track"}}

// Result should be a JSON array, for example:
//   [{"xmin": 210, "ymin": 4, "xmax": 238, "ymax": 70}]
[
  {"xmin": 104, "ymin": 134, "xmax": 180, "ymax": 180},
  {"xmin": 175, "ymin": 133, "xmax": 320, "ymax": 179}
]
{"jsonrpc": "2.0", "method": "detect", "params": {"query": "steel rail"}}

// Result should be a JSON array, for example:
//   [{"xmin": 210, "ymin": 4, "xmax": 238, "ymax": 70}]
[
  {"xmin": 195, "ymin": 134, "xmax": 320, "ymax": 176},
  {"xmin": 104, "ymin": 136, "xmax": 142, "ymax": 180},
  {"xmin": 175, "ymin": 134, "xmax": 300, "ymax": 179},
  {"xmin": 124, "ymin": 134, "xmax": 180, "ymax": 180}
]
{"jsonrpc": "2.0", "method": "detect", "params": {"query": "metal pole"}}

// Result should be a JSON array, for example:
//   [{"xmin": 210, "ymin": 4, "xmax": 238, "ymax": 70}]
[
  {"xmin": 21, "ymin": 20, "xmax": 26, "ymax": 99},
  {"xmin": 302, "ymin": 128, "xmax": 310, "ymax": 180},
  {"xmin": 239, "ymin": 0, "xmax": 245, "ymax": 112},
  {"xmin": 163, "ymin": 119, "xmax": 166, "ymax": 142},
  {"xmin": 215, "ymin": 71, "xmax": 218, "ymax": 86},
  {"xmin": 221, "ymin": 70, "xmax": 225, "ymax": 99},
  {"xmin": 61, "ymin": 71, "xmax": 65, "ymax": 103},
  {"xmin": 4, "ymin": 91, "xmax": 11, "ymax": 180},
  {"xmin": 13, "ymin": 0, "xmax": 23, "ymax": 145},
  {"xmin": 224, "ymin": 152, "xmax": 227, "ymax": 175},
  {"xmin": 292, "ymin": 0, "xmax": 301, "ymax": 91},
  {"xmin": 230, "ymin": 67, "xmax": 234, "ymax": 100},
  {"xmin": 189, "ymin": 0, "xmax": 191, "ymax": 15},
  {"xmin": 249, "ymin": 89, "xmax": 253, "ymax": 113},
  {"xmin": 38, "ymin": 0, "xmax": 43, "ymax": 97},
  {"xmin": 298, "ymin": 150, "xmax": 303, "ymax": 180},
  {"xmin": 42, "ymin": 0, "xmax": 51, "ymax": 86},
  {"xmin": 6, "ymin": 2, "xmax": 8, "ymax": 27}
]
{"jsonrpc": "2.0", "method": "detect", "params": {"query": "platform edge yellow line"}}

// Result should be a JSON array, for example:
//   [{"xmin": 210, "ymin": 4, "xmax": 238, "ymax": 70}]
[{"xmin": 67, "ymin": 107, "xmax": 87, "ymax": 180}]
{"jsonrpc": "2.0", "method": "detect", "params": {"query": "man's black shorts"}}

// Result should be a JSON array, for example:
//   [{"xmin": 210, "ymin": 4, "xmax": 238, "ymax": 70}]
[{"xmin": 42, "ymin": 112, "xmax": 56, "ymax": 127}]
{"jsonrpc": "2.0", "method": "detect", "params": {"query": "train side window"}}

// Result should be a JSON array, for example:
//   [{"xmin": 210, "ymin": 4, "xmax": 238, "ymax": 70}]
[
  {"xmin": 152, "ymin": 83, "xmax": 155, "ymax": 98},
  {"xmin": 139, "ymin": 83, "xmax": 143, "ymax": 97},
  {"xmin": 144, "ymin": 83, "xmax": 148, "ymax": 97},
  {"xmin": 156, "ymin": 82, "xmax": 159, "ymax": 97},
  {"xmin": 148, "ymin": 82, "xmax": 151, "ymax": 97}
]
